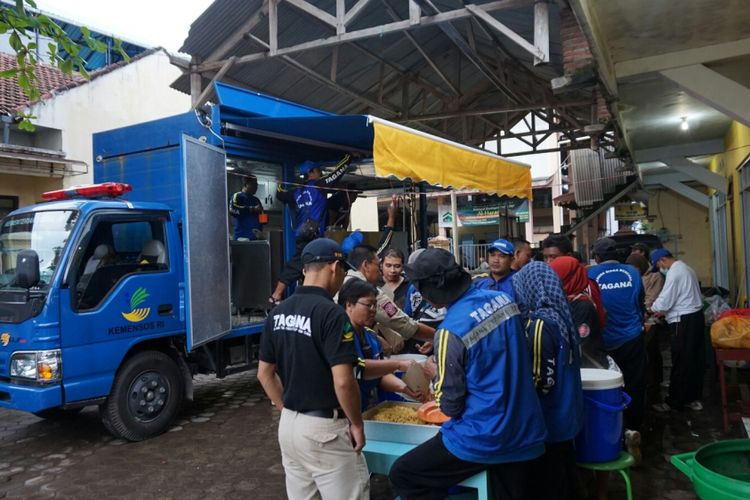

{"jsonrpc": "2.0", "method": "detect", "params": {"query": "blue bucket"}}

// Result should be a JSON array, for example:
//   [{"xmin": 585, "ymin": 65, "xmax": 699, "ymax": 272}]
[{"xmin": 574, "ymin": 368, "xmax": 631, "ymax": 463}]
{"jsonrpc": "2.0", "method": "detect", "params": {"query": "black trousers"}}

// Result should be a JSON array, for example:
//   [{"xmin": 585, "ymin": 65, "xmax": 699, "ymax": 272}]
[
  {"xmin": 527, "ymin": 441, "xmax": 576, "ymax": 500},
  {"xmin": 645, "ymin": 324, "xmax": 665, "ymax": 405},
  {"xmin": 389, "ymin": 434, "xmax": 532, "ymax": 500},
  {"xmin": 278, "ymin": 239, "xmax": 307, "ymax": 286},
  {"xmin": 666, "ymin": 310, "xmax": 706, "ymax": 407},
  {"xmin": 608, "ymin": 335, "xmax": 647, "ymax": 431}
]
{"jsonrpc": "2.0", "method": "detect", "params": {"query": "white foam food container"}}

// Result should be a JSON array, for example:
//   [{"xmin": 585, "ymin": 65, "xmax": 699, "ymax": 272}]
[{"xmin": 389, "ymin": 354, "xmax": 428, "ymax": 369}]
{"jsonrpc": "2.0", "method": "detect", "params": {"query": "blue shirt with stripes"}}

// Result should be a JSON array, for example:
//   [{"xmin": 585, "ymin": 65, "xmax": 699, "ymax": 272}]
[
  {"xmin": 434, "ymin": 287, "xmax": 546, "ymax": 464},
  {"xmin": 525, "ymin": 316, "xmax": 583, "ymax": 443}
]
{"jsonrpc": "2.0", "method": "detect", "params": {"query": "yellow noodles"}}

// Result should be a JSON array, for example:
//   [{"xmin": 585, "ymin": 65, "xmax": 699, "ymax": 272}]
[{"xmin": 368, "ymin": 404, "xmax": 423, "ymax": 425}]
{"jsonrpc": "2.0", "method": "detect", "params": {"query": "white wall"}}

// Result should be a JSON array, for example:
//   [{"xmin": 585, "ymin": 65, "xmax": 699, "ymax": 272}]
[{"xmin": 25, "ymin": 51, "xmax": 190, "ymax": 188}]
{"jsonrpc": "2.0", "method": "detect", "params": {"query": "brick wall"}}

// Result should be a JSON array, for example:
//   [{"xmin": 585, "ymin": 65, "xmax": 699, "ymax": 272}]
[
  {"xmin": 560, "ymin": 6, "xmax": 594, "ymax": 75},
  {"xmin": 560, "ymin": 7, "xmax": 609, "ymax": 121}
]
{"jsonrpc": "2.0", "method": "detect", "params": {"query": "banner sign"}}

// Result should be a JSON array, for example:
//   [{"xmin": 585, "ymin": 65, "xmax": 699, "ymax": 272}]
[
  {"xmin": 615, "ymin": 203, "xmax": 647, "ymax": 221},
  {"xmin": 439, "ymin": 199, "xmax": 529, "ymax": 227}
]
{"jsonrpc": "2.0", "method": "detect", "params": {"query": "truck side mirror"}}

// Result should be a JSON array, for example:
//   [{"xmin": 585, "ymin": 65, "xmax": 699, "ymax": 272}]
[{"xmin": 15, "ymin": 249, "xmax": 40, "ymax": 288}]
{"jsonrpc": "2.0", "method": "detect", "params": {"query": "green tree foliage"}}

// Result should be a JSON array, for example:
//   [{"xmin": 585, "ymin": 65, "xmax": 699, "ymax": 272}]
[{"xmin": 0, "ymin": 0, "xmax": 128, "ymax": 130}]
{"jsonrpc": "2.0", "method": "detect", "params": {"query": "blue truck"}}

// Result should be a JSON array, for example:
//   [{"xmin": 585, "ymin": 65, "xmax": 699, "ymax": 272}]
[
  {"xmin": 0, "ymin": 83, "xmax": 391, "ymax": 441},
  {"xmin": 0, "ymin": 82, "xmax": 524, "ymax": 441}
]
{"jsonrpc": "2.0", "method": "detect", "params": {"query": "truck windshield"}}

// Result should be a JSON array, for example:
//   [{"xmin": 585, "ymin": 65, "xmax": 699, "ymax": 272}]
[{"xmin": 0, "ymin": 210, "xmax": 79, "ymax": 289}]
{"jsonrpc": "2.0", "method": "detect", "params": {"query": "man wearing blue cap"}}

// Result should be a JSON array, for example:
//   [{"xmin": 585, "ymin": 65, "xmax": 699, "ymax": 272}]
[
  {"xmin": 649, "ymin": 249, "xmax": 705, "ymax": 412},
  {"xmin": 258, "ymin": 238, "xmax": 369, "ymax": 499},
  {"xmin": 473, "ymin": 238, "xmax": 517, "ymax": 297},
  {"xmin": 270, "ymin": 154, "xmax": 354, "ymax": 305}
]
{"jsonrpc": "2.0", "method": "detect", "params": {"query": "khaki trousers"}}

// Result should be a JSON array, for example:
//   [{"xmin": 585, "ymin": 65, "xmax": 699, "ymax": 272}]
[{"xmin": 278, "ymin": 408, "xmax": 369, "ymax": 500}]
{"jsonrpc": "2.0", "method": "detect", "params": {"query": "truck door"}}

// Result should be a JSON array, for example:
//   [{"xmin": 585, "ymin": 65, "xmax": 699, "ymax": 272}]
[
  {"xmin": 179, "ymin": 135, "xmax": 232, "ymax": 350},
  {"xmin": 59, "ymin": 211, "xmax": 181, "ymax": 403}
]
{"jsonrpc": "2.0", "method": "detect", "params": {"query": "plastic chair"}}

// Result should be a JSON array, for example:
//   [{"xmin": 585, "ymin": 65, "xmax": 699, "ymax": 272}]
[{"xmin": 577, "ymin": 451, "xmax": 635, "ymax": 500}]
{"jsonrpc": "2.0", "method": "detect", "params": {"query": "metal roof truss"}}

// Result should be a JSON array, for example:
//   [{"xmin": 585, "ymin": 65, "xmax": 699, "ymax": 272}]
[{"xmin": 176, "ymin": 0, "xmax": 598, "ymax": 156}]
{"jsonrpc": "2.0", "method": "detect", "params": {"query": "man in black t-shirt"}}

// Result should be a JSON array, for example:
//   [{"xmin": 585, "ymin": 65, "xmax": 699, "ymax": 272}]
[{"xmin": 258, "ymin": 238, "xmax": 369, "ymax": 500}]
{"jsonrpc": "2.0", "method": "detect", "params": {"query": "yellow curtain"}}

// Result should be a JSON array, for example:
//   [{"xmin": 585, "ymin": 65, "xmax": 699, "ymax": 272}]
[{"xmin": 372, "ymin": 119, "xmax": 532, "ymax": 199}]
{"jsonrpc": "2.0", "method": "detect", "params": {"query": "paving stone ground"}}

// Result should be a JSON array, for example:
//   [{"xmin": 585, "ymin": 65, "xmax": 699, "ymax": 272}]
[
  {"xmin": 0, "ymin": 371, "xmax": 285, "ymax": 499},
  {"xmin": 0, "ymin": 354, "xmax": 747, "ymax": 499}
]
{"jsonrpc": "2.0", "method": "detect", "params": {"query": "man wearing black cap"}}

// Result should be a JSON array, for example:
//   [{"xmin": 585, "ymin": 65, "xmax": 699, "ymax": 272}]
[
  {"xmin": 389, "ymin": 248, "xmax": 546, "ymax": 499},
  {"xmin": 258, "ymin": 238, "xmax": 369, "ymax": 499},
  {"xmin": 588, "ymin": 237, "xmax": 646, "ymax": 460},
  {"xmin": 649, "ymin": 249, "xmax": 705, "ymax": 412}
]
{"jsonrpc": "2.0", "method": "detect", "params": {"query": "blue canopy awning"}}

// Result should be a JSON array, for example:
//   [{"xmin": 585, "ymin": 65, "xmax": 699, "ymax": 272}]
[{"xmin": 225, "ymin": 115, "xmax": 374, "ymax": 154}]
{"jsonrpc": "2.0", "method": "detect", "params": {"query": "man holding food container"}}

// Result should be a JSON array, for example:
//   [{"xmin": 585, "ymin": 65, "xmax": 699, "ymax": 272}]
[{"xmin": 389, "ymin": 248, "xmax": 547, "ymax": 499}]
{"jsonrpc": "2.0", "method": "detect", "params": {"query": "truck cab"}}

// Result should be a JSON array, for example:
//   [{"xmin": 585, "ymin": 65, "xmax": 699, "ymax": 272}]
[{"xmin": 0, "ymin": 187, "xmax": 196, "ymax": 436}]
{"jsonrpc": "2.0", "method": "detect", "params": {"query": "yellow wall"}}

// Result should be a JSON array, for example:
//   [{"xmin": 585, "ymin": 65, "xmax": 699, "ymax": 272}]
[
  {"xmin": 0, "ymin": 174, "xmax": 63, "ymax": 209},
  {"xmin": 709, "ymin": 121, "xmax": 750, "ymax": 305},
  {"xmin": 647, "ymin": 189, "xmax": 712, "ymax": 287}
]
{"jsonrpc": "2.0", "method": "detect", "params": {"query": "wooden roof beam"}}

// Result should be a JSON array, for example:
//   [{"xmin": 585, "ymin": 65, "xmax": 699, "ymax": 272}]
[
  {"xmin": 351, "ymin": 43, "xmax": 453, "ymax": 103},
  {"xmin": 382, "ymin": 0, "xmax": 461, "ymax": 97},
  {"xmin": 398, "ymin": 101, "xmax": 589, "ymax": 122},
  {"xmin": 285, "ymin": 0, "xmax": 337, "ymax": 28},
  {"xmin": 195, "ymin": 0, "xmax": 534, "ymax": 73},
  {"xmin": 246, "ymin": 34, "xmax": 398, "ymax": 118}
]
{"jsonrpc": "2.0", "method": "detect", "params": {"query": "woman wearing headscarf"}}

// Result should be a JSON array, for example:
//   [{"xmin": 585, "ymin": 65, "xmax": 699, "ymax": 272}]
[
  {"xmin": 512, "ymin": 262, "xmax": 583, "ymax": 500},
  {"xmin": 549, "ymin": 256, "xmax": 610, "ymax": 369}
]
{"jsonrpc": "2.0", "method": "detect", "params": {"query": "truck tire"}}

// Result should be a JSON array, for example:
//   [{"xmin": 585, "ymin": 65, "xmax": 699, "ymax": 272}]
[
  {"xmin": 101, "ymin": 350, "xmax": 184, "ymax": 441},
  {"xmin": 33, "ymin": 407, "xmax": 83, "ymax": 420}
]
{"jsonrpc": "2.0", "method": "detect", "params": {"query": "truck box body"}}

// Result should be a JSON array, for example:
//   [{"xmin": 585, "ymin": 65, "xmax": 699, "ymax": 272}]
[{"xmin": 93, "ymin": 113, "xmax": 210, "ymax": 224}]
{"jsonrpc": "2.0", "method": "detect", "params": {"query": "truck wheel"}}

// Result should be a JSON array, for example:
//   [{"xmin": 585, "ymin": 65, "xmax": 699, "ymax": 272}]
[
  {"xmin": 33, "ymin": 407, "xmax": 83, "ymax": 420},
  {"xmin": 101, "ymin": 350, "xmax": 183, "ymax": 441}
]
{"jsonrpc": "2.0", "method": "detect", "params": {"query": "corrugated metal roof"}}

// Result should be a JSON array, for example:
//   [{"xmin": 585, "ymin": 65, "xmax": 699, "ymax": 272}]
[{"xmin": 174, "ymin": 0, "xmax": 584, "ymax": 146}]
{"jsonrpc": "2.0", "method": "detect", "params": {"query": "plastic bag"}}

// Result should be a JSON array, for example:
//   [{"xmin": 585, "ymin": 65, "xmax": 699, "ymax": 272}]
[
  {"xmin": 704, "ymin": 295, "xmax": 731, "ymax": 324},
  {"xmin": 710, "ymin": 311, "xmax": 750, "ymax": 349}
]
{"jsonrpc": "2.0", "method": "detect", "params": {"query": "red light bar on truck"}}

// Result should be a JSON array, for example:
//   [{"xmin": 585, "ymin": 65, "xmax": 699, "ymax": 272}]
[{"xmin": 41, "ymin": 183, "xmax": 132, "ymax": 201}]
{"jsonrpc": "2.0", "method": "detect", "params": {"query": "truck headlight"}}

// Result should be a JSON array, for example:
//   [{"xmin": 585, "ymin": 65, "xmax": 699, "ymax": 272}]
[{"xmin": 10, "ymin": 350, "xmax": 62, "ymax": 383}]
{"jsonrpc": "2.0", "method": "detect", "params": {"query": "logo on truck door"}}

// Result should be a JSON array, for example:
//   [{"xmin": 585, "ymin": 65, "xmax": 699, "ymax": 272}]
[
  {"xmin": 1, "ymin": 332, "xmax": 9, "ymax": 346},
  {"xmin": 121, "ymin": 287, "xmax": 151, "ymax": 323}
]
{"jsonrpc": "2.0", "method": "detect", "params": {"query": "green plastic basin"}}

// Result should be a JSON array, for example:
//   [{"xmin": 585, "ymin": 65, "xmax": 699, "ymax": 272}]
[{"xmin": 671, "ymin": 439, "xmax": 750, "ymax": 500}]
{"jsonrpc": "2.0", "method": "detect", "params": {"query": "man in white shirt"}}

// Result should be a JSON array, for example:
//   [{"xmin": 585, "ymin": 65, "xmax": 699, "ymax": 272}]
[{"xmin": 649, "ymin": 249, "xmax": 705, "ymax": 412}]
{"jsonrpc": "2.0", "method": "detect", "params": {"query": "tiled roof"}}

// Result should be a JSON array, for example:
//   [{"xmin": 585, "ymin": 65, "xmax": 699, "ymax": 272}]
[
  {"xmin": 0, "ymin": 48, "xmax": 163, "ymax": 115},
  {"xmin": 0, "ymin": 52, "xmax": 85, "ymax": 114}
]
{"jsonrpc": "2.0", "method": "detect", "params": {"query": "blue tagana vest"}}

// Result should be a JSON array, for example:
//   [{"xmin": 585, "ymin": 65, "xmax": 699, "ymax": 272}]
[
  {"xmin": 294, "ymin": 182, "xmax": 327, "ymax": 238},
  {"xmin": 438, "ymin": 287, "xmax": 546, "ymax": 464},
  {"xmin": 527, "ymin": 316, "xmax": 584, "ymax": 443},
  {"xmin": 588, "ymin": 262, "xmax": 643, "ymax": 349},
  {"xmin": 472, "ymin": 270, "xmax": 516, "ymax": 298},
  {"xmin": 353, "ymin": 326, "xmax": 383, "ymax": 410}
]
